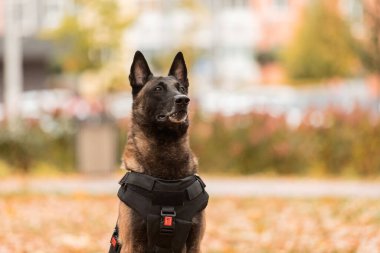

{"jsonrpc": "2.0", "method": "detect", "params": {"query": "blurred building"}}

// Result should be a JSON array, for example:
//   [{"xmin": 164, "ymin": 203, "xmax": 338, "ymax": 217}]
[
  {"xmin": 0, "ymin": 0, "xmax": 366, "ymax": 96},
  {"xmin": 0, "ymin": 0, "xmax": 372, "ymax": 119},
  {"xmin": 123, "ymin": 0, "xmax": 261, "ymax": 89},
  {"xmin": 123, "ymin": 0, "xmax": 365, "ymax": 88},
  {"xmin": 252, "ymin": 0, "xmax": 364, "ymax": 49},
  {"xmin": 0, "ymin": 0, "xmax": 72, "ymax": 101},
  {"xmin": 252, "ymin": 0, "xmax": 306, "ymax": 50}
]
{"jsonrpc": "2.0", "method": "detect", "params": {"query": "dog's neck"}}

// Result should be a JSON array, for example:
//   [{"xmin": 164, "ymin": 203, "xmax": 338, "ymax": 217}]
[{"xmin": 123, "ymin": 124, "xmax": 198, "ymax": 179}]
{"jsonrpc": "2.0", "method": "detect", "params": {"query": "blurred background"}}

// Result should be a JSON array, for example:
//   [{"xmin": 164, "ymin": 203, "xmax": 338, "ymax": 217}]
[
  {"xmin": 1, "ymin": 0, "xmax": 380, "ymax": 177},
  {"xmin": 1, "ymin": 0, "xmax": 380, "ymax": 252}
]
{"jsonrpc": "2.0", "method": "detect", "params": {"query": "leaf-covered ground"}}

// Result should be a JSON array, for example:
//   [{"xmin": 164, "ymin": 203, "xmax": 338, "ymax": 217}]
[{"xmin": 1, "ymin": 195, "xmax": 380, "ymax": 253}]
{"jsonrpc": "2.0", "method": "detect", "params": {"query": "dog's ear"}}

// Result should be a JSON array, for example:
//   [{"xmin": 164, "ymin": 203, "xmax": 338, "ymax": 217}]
[
  {"xmin": 168, "ymin": 52, "xmax": 188, "ymax": 86},
  {"xmin": 129, "ymin": 51, "xmax": 152, "ymax": 98}
]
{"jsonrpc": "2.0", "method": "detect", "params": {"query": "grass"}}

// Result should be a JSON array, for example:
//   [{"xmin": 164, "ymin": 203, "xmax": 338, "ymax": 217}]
[{"xmin": 1, "ymin": 195, "xmax": 380, "ymax": 253}]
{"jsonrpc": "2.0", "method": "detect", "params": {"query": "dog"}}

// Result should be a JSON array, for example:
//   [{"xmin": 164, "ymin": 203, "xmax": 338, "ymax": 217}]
[{"xmin": 113, "ymin": 51, "xmax": 208, "ymax": 253}]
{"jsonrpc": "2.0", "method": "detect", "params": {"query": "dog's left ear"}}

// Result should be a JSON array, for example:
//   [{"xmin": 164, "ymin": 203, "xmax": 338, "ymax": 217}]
[{"xmin": 168, "ymin": 52, "xmax": 188, "ymax": 87}]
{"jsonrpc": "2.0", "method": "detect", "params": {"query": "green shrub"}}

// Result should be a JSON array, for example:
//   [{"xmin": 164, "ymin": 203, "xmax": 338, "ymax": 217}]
[
  {"xmin": 0, "ymin": 119, "xmax": 75, "ymax": 173},
  {"xmin": 190, "ymin": 109, "xmax": 380, "ymax": 177},
  {"xmin": 1, "ymin": 108, "xmax": 379, "ymax": 178},
  {"xmin": 282, "ymin": 0, "xmax": 357, "ymax": 83}
]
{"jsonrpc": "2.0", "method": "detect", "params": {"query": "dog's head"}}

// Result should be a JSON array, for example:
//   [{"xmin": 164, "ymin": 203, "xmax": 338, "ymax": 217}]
[{"xmin": 129, "ymin": 51, "xmax": 190, "ymax": 138}]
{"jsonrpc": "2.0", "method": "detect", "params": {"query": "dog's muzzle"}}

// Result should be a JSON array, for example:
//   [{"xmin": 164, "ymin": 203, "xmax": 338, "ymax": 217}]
[{"xmin": 156, "ymin": 95, "xmax": 190, "ymax": 123}]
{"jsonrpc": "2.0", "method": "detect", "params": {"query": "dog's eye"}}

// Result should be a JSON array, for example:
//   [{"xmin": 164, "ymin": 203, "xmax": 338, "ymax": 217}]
[
  {"xmin": 154, "ymin": 86, "xmax": 162, "ymax": 92},
  {"xmin": 179, "ymin": 86, "xmax": 186, "ymax": 93}
]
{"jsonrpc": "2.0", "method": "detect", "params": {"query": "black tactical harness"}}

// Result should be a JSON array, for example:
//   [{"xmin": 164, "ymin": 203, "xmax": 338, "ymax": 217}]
[{"xmin": 108, "ymin": 171, "xmax": 209, "ymax": 253}]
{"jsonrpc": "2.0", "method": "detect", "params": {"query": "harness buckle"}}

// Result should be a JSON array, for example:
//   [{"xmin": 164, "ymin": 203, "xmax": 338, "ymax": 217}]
[{"xmin": 160, "ymin": 207, "xmax": 176, "ymax": 235}]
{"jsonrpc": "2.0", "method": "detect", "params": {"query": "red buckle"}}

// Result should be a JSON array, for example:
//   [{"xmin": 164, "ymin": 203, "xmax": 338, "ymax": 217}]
[
  {"xmin": 111, "ymin": 236, "xmax": 117, "ymax": 248},
  {"xmin": 163, "ymin": 216, "xmax": 173, "ymax": 227}
]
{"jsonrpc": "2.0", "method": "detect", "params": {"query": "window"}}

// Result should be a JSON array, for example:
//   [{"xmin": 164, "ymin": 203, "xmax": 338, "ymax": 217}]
[
  {"xmin": 42, "ymin": 0, "xmax": 65, "ymax": 29},
  {"xmin": 273, "ymin": 0, "xmax": 288, "ymax": 10}
]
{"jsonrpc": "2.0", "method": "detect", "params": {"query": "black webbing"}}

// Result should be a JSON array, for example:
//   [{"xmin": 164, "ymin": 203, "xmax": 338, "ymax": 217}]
[
  {"xmin": 119, "ymin": 172, "xmax": 206, "ymax": 205},
  {"xmin": 186, "ymin": 180, "xmax": 203, "ymax": 200}
]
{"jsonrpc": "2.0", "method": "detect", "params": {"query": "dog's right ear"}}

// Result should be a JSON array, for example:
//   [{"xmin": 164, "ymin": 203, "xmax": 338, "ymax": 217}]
[{"xmin": 129, "ymin": 51, "xmax": 152, "ymax": 98}]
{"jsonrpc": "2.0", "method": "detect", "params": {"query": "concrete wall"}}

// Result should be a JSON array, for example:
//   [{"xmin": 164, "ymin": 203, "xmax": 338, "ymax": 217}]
[{"xmin": 76, "ymin": 123, "xmax": 117, "ymax": 174}]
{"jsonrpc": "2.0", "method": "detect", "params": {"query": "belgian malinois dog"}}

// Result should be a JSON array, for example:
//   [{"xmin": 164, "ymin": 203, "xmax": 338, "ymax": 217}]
[{"xmin": 117, "ymin": 51, "xmax": 206, "ymax": 253}]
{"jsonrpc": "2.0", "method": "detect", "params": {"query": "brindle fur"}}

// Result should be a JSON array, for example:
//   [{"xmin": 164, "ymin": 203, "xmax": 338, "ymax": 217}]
[{"xmin": 117, "ymin": 51, "xmax": 206, "ymax": 253}]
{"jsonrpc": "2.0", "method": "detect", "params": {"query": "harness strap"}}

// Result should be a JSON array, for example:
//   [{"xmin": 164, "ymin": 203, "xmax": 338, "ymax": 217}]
[
  {"xmin": 120, "ymin": 172, "xmax": 155, "ymax": 191},
  {"xmin": 119, "ymin": 172, "xmax": 206, "ymax": 203},
  {"xmin": 108, "ymin": 225, "xmax": 121, "ymax": 253},
  {"xmin": 186, "ymin": 180, "xmax": 203, "ymax": 200}
]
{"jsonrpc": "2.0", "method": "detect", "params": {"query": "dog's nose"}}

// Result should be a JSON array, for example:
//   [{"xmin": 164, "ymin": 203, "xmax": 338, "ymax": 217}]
[{"xmin": 174, "ymin": 95, "xmax": 190, "ymax": 105}]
